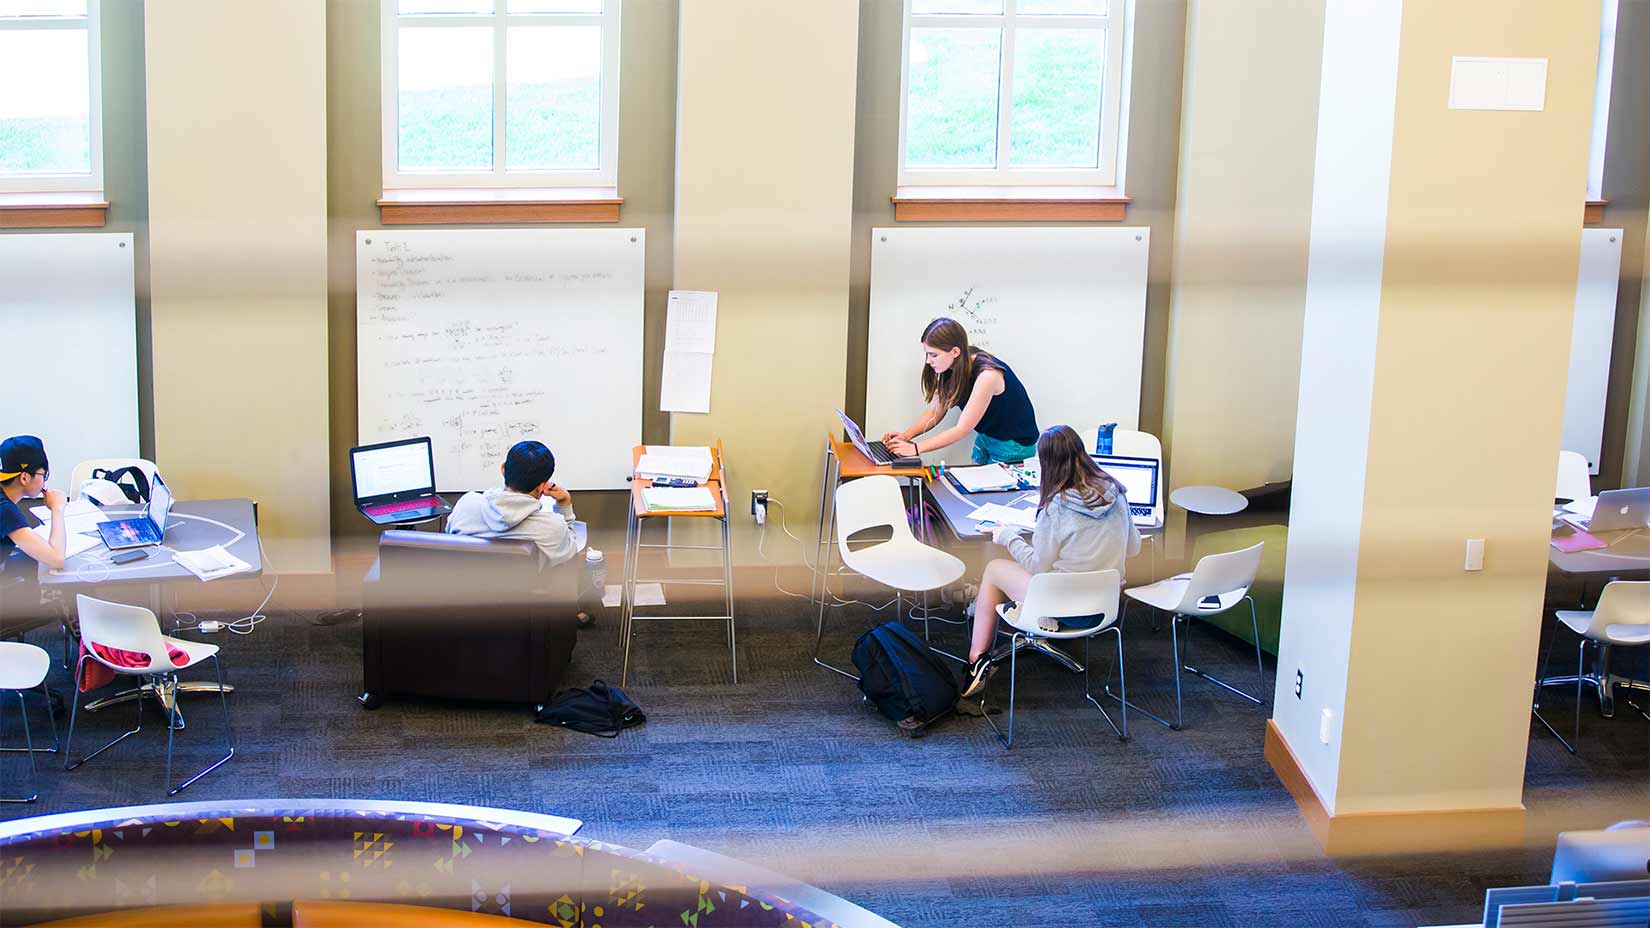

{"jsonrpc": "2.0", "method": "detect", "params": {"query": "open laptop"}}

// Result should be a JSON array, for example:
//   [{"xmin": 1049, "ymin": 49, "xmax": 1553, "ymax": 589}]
[
  {"xmin": 834, "ymin": 409, "xmax": 920, "ymax": 468},
  {"xmin": 350, "ymin": 437, "xmax": 451, "ymax": 525},
  {"xmin": 97, "ymin": 476, "xmax": 174, "ymax": 550},
  {"xmin": 1093, "ymin": 454, "xmax": 1162, "ymax": 528},
  {"xmin": 1584, "ymin": 486, "xmax": 1650, "ymax": 534}
]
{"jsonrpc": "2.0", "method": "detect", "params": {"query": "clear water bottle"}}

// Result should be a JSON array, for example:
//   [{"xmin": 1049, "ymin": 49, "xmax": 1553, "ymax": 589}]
[
  {"xmin": 584, "ymin": 548, "xmax": 606, "ymax": 600},
  {"xmin": 1095, "ymin": 422, "xmax": 1116, "ymax": 455}
]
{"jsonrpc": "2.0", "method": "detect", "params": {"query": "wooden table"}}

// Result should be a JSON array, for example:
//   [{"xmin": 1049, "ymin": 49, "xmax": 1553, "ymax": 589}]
[{"xmin": 621, "ymin": 443, "xmax": 735, "ymax": 685}]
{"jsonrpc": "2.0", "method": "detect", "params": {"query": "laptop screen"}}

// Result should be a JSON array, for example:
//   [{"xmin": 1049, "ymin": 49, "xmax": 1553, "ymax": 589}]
[
  {"xmin": 149, "ymin": 476, "xmax": 173, "ymax": 533},
  {"xmin": 352, "ymin": 438, "xmax": 436, "ymax": 501},
  {"xmin": 834, "ymin": 409, "xmax": 872, "ymax": 454},
  {"xmin": 1093, "ymin": 455, "xmax": 1158, "ymax": 508}
]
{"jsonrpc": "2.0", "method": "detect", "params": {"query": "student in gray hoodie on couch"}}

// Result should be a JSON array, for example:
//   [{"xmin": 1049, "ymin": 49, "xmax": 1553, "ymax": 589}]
[
  {"xmin": 962, "ymin": 425, "xmax": 1141, "ymax": 697},
  {"xmin": 447, "ymin": 439, "xmax": 592, "ymax": 624}
]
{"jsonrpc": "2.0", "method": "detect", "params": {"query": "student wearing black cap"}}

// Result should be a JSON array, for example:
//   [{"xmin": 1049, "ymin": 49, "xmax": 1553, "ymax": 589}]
[{"xmin": 1, "ymin": 435, "xmax": 69, "ymax": 571}]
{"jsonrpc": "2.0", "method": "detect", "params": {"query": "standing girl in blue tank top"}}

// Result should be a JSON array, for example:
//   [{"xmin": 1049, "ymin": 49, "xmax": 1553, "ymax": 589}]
[{"xmin": 882, "ymin": 317, "xmax": 1039, "ymax": 465}]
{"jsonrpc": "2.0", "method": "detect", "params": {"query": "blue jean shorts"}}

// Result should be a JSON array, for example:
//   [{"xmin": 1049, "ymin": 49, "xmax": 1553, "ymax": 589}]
[{"xmin": 972, "ymin": 433, "xmax": 1039, "ymax": 465}]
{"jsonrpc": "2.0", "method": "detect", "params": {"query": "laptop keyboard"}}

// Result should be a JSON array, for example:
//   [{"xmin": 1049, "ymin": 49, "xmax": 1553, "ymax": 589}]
[
  {"xmin": 865, "ymin": 440, "xmax": 895, "ymax": 465},
  {"xmin": 364, "ymin": 498, "xmax": 440, "ymax": 516},
  {"xmin": 1130, "ymin": 504, "xmax": 1152, "ymax": 517}
]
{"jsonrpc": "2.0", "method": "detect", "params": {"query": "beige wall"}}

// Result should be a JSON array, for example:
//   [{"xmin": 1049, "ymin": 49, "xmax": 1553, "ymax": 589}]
[
  {"xmin": 1161, "ymin": 0, "xmax": 1324, "ymax": 548},
  {"xmin": 847, "ymin": 0, "xmax": 1187, "ymax": 443},
  {"xmin": 1281, "ymin": 0, "xmax": 1599, "ymax": 815},
  {"xmin": 1628, "ymin": 215, "xmax": 1650, "ymax": 486},
  {"xmin": 145, "ymin": 0, "xmax": 332, "ymax": 573},
  {"xmin": 671, "ymin": 1, "xmax": 859, "ymax": 564},
  {"xmin": 324, "ymin": 1, "xmax": 679, "ymax": 558}
]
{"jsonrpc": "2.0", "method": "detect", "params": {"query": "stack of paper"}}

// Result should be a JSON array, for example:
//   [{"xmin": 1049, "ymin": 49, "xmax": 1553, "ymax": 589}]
[
  {"xmin": 30, "ymin": 499, "xmax": 111, "ymax": 557},
  {"xmin": 968, "ymin": 502, "xmax": 1037, "ymax": 530},
  {"xmin": 950, "ymin": 463, "xmax": 1019, "ymax": 493},
  {"xmin": 641, "ymin": 486, "xmax": 716, "ymax": 512},
  {"xmin": 172, "ymin": 545, "xmax": 252, "ymax": 581},
  {"xmin": 636, "ymin": 445, "xmax": 714, "ymax": 482}
]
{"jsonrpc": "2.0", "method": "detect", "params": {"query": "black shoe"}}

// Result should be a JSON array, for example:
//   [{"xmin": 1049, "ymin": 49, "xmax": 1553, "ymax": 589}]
[
  {"xmin": 577, "ymin": 611, "xmax": 595, "ymax": 629},
  {"xmin": 961, "ymin": 656, "xmax": 997, "ymax": 698}
]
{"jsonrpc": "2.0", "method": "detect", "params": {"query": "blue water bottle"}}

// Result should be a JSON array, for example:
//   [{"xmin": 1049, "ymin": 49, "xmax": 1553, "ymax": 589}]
[{"xmin": 1096, "ymin": 423, "xmax": 1116, "ymax": 455}]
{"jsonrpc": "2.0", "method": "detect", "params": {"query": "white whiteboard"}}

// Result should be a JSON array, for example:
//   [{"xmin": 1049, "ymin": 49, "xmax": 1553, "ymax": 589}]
[
  {"xmin": 0, "ymin": 233, "xmax": 138, "ymax": 493},
  {"xmin": 356, "ymin": 229, "xmax": 645, "ymax": 491},
  {"xmin": 1561, "ymin": 228, "xmax": 1622, "ymax": 475},
  {"xmin": 867, "ymin": 227, "xmax": 1150, "ymax": 464}
]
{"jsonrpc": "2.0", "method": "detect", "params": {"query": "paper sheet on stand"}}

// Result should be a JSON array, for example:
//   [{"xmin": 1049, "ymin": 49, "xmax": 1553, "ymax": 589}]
[
  {"xmin": 637, "ymin": 445, "xmax": 713, "ymax": 481},
  {"xmin": 661, "ymin": 290, "xmax": 717, "ymax": 413},
  {"xmin": 660, "ymin": 350, "xmax": 713, "ymax": 413}
]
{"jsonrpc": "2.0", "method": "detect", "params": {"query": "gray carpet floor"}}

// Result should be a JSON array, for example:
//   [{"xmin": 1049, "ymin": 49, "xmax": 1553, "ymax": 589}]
[{"xmin": 2, "ymin": 581, "xmax": 1646, "ymax": 928}]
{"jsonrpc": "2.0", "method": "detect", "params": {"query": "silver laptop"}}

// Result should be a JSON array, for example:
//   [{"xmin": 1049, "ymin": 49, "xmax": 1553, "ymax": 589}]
[
  {"xmin": 1585, "ymin": 486, "xmax": 1650, "ymax": 533},
  {"xmin": 834, "ymin": 409, "xmax": 919, "ymax": 468},
  {"xmin": 1092, "ymin": 454, "xmax": 1162, "ymax": 528}
]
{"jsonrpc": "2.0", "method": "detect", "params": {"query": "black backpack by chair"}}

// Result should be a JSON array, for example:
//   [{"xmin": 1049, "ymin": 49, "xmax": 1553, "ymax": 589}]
[
  {"xmin": 852, "ymin": 621, "xmax": 959, "ymax": 736},
  {"xmin": 535, "ymin": 680, "xmax": 646, "ymax": 737}
]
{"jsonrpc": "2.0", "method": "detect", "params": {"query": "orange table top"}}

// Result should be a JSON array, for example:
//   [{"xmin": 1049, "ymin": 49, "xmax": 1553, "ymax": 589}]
[
  {"xmin": 630, "ymin": 443, "xmax": 727, "ymax": 518},
  {"xmin": 830, "ymin": 436, "xmax": 927, "ymax": 479}
]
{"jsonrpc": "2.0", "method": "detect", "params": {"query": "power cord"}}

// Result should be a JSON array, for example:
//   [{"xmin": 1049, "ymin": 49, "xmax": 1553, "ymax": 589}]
[
  {"xmin": 172, "ymin": 534, "xmax": 277, "ymax": 636},
  {"xmin": 755, "ymin": 497, "xmax": 911, "ymax": 612}
]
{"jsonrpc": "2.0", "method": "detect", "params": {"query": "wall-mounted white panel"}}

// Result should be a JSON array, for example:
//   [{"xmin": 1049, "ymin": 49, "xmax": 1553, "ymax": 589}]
[
  {"xmin": 1561, "ymin": 228, "xmax": 1623, "ymax": 474},
  {"xmin": 357, "ymin": 229, "xmax": 645, "ymax": 490},
  {"xmin": 0, "ymin": 233, "xmax": 139, "ymax": 493},
  {"xmin": 866, "ymin": 227, "xmax": 1149, "ymax": 464},
  {"xmin": 1448, "ymin": 56, "xmax": 1548, "ymax": 111}
]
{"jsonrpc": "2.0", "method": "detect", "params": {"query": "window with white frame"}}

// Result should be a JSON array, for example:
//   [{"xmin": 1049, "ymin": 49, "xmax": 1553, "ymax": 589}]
[
  {"xmin": 0, "ymin": 0, "xmax": 103, "ymax": 194},
  {"xmin": 1585, "ymin": 0, "xmax": 1618, "ymax": 203},
  {"xmin": 900, "ymin": 0, "xmax": 1128, "ymax": 187},
  {"xmin": 382, "ymin": 0, "xmax": 621, "ymax": 190}
]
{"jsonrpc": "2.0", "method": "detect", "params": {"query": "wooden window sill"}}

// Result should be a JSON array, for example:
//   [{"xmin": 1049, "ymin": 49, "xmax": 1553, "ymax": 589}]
[
  {"xmin": 1584, "ymin": 199, "xmax": 1607, "ymax": 224},
  {"xmin": 892, "ymin": 185, "xmax": 1129, "ymax": 222},
  {"xmin": 377, "ymin": 187, "xmax": 622, "ymax": 225},
  {"xmin": 0, "ymin": 192, "xmax": 109, "ymax": 228}
]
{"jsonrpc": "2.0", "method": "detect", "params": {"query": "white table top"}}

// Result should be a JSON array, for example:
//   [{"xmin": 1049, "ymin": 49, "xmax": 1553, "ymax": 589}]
[{"xmin": 1171, "ymin": 485, "xmax": 1249, "ymax": 516}]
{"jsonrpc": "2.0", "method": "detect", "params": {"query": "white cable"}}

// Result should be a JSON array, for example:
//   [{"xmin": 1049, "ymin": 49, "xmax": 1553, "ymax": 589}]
[{"xmin": 758, "ymin": 498, "xmax": 905, "ymax": 611}]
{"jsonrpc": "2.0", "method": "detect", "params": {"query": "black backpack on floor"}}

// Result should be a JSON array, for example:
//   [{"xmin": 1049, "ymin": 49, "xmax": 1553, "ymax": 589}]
[
  {"xmin": 535, "ymin": 680, "xmax": 646, "ymax": 737},
  {"xmin": 852, "ymin": 622, "xmax": 959, "ymax": 734}
]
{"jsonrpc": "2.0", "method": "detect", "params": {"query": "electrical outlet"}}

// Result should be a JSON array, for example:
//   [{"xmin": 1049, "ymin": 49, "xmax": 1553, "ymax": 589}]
[
  {"xmin": 1294, "ymin": 669, "xmax": 1303, "ymax": 700},
  {"xmin": 750, "ymin": 489, "xmax": 769, "ymax": 524}
]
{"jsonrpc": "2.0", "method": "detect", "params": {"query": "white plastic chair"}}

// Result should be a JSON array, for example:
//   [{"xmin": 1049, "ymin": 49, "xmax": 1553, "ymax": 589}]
[
  {"xmin": 1115, "ymin": 541, "xmax": 1266, "ymax": 730},
  {"xmin": 66, "ymin": 595, "xmax": 234, "ymax": 795},
  {"xmin": 1533, "ymin": 581, "xmax": 1650, "ymax": 754},
  {"xmin": 68, "ymin": 457, "xmax": 162, "ymax": 504},
  {"xmin": 813, "ymin": 475, "xmax": 965, "ymax": 680},
  {"xmin": 985, "ymin": 569, "xmax": 1127, "ymax": 749},
  {"xmin": 1110, "ymin": 429, "xmax": 1162, "ymax": 462},
  {"xmin": 0, "ymin": 642, "xmax": 58, "ymax": 803},
  {"xmin": 1554, "ymin": 450, "xmax": 1591, "ymax": 504}
]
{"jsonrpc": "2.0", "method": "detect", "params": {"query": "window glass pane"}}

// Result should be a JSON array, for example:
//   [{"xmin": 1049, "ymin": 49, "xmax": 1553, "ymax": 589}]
[
  {"xmin": 1017, "ymin": 0, "xmax": 1106, "ymax": 14},
  {"xmin": 398, "ymin": 26, "xmax": 493, "ymax": 172},
  {"xmin": 508, "ymin": 0, "xmax": 602, "ymax": 12},
  {"xmin": 505, "ymin": 25, "xmax": 600, "ymax": 170},
  {"xmin": 1009, "ymin": 28, "xmax": 1103, "ymax": 167},
  {"xmin": 0, "ymin": 0, "xmax": 86, "ymax": 18},
  {"xmin": 905, "ymin": 27, "xmax": 1000, "ymax": 168},
  {"xmin": 0, "ymin": 29, "xmax": 90, "ymax": 174},
  {"xmin": 398, "ymin": 0, "xmax": 493, "ymax": 14},
  {"xmin": 911, "ymin": 0, "xmax": 1001, "ymax": 13}
]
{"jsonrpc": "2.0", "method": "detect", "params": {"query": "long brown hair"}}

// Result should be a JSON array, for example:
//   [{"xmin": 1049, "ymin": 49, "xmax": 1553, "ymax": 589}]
[
  {"xmin": 1036, "ymin": 425, "xmax": 1123, "ymax": 514},
  {"xmin": 919, "ymin": 317, "xmax": 1002, "ymax": 411}
]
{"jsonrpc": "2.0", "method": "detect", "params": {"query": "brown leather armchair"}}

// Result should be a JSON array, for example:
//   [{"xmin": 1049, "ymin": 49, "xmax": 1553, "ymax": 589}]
[{"xmin": 359, "ymin": 526, "xmax": 584, "ymax": 710}]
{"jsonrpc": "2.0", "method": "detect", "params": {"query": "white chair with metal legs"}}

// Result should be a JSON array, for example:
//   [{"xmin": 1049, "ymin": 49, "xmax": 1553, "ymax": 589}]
[
  {"xmin": 0, "ymin": 641, "xmax": 58, "ymax": 803},
  {"xmin": 65, "ymin": 595, "xmax": 234, "ymax": 796},
  {"xmin": 814, "ymin": 475, "xmax": 965, "ymax": 680},
  {"xmin": 1554, "ymin": 450, "xmax": 1592, "ymax": 504},
  {"xmin": 982, "ymin": 569, "xmax": 1127, "ymax": 750},
  {"xmin": 1533, "ymin": 580, "xmax": 1650, "ymax": 754},
  {"xmin": 1110, "ymin": 541, "xmax": 1266, "ymax": 730}
]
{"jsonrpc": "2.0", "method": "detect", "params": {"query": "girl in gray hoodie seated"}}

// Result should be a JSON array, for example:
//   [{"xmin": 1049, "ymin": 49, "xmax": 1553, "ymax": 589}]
[{"xmin": 962, "ymin": 425, "xmax": 1142, "ymax": 697}]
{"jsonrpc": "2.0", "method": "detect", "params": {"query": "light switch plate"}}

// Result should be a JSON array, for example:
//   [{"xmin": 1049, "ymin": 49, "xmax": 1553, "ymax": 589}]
[{"xmin": 1464, "ymin": 538, "xmax": 1486, "ymax": 571}]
